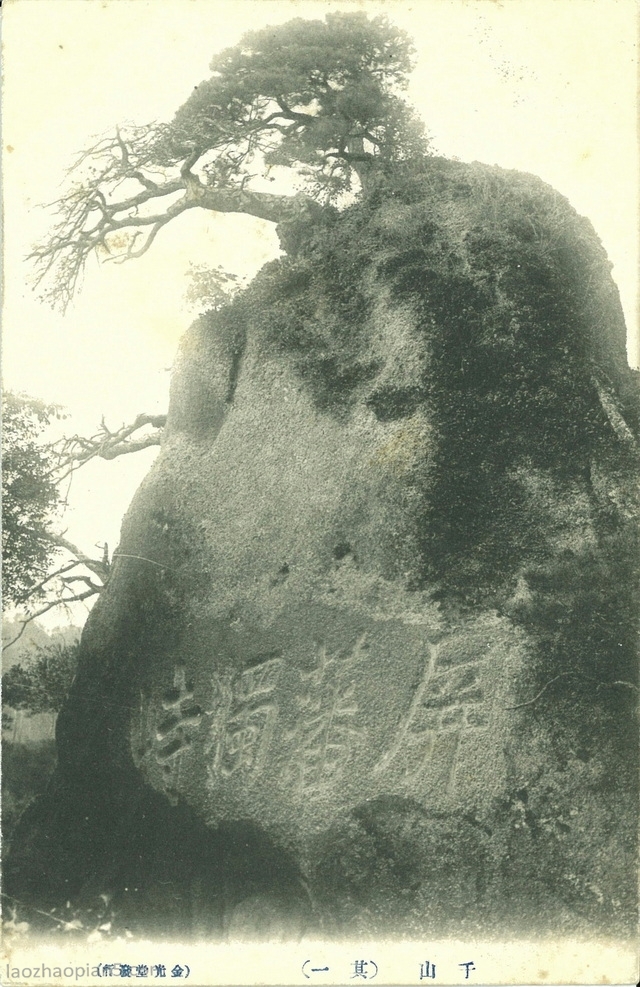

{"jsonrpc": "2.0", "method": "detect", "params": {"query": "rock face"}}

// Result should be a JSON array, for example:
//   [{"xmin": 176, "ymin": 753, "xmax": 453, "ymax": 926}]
[{"xmin": 7, "ymin": 158, "xmax": 638, "ymax": 940}]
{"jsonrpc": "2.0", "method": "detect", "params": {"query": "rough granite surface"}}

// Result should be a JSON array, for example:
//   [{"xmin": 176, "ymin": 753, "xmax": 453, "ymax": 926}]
[{"xmin": 7, "ymin": 158, "xmax": 638, "ymax": 940}]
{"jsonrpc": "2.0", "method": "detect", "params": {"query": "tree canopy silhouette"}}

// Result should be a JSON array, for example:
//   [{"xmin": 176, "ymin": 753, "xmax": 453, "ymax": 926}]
[
  {"xmin": 30, "ymin": 12, "xmax": 428, "ymax": 310},
  {"xmin": 2, "ymin": 393, "xmax": 64, "ymax": 609}
]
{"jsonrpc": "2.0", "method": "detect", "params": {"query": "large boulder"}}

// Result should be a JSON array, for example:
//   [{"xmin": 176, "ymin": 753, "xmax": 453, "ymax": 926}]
[{"xmin": 7, "ymin": 158, "xmax": 638, "ymax": 940}]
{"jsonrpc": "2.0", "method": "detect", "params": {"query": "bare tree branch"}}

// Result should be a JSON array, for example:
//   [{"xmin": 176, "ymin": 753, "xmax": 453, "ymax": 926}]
[
  {"xmin": 60, "ymin": 573, "xmax": 105, "ymax": 595},
  {"xmin": 47, "ymin": 412, "xmax": 167, "ymax": 483},
  {"xmin": 17, "ymin": 560, "xmax": 81, "ymax": 601},
  {"xmin": 3, "ymin": 535, "xmax": 111, "ymax": 649},
  {"xmin": 2, "ymin": 411, "xmax": 169, "ymax": 631},
  {"xmin": 28, "ymin": 17, "xmax": 430, "ymax": 310},
  {"xmin": 54, "ymin": 535, "xmax": 111, "ymax": 582},
  {"xmin": 29, "ymin": 125, "xmax": 313, "ymax": 312},
  {"xmin": 3, "ymin": 587, "xmax": 100, "ymax": 652}
]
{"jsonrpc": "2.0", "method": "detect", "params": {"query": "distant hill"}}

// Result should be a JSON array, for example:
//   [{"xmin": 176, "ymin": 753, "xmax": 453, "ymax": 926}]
[{"xmin": 2, "ymin": 620, "xmax": 81, "ymax": 671}]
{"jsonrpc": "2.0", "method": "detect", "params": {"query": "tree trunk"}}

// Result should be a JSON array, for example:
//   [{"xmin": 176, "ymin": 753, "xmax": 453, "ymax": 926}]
[{"xmin": 186, "ymin": 182, "xmax": 316, "ymax": 225}]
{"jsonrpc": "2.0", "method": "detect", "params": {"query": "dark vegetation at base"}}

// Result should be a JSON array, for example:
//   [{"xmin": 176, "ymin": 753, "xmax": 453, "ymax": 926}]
[
  {"xmin": 3, "ymin": 641, "xmax": 80, "ymax": 714},
  {"xmin": 1, "ymin": 739, "xmax": 57, "ymax": 848},
  {"xmin": 6, "ymin": 773, "xmax": 310, "ymax": 939},
  {"xmin": 7, "ymin": 778, "xmax": 636, "ymax": 938}
]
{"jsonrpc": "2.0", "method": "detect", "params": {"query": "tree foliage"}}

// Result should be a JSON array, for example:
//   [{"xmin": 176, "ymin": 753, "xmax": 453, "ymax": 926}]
[
  {"xmin": 184, "ymin": 263, "xmax": 245, "ymax": 314},
  {"xmin": 164, "ymin": 12, "xmax": 426, "ymax": 187},
  {"xmin": 2, "ymin": 393, "xmax": 64, "ymax": 609},
  {"xmin": 30, "ymin": 12, "xmax": 428, "ymax": 310},
  {"xmin": 2, "ymin": 640, "xmax": 80, "ymax": 714},
  {"xmin": 3, "ymin": 393, "xmax": 164, "ymax": 642}
]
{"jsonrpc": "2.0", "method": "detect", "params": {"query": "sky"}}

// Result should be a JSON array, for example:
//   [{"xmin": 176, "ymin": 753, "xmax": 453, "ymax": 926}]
[{"xmin": 2, "ymin": 0, "xmax": 638, "ymax": 626}]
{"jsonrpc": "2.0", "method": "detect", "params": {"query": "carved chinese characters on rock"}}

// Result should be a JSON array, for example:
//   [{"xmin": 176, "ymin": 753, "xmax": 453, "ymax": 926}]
[
  {"xmin": 207, "ymin": 655, "xmax": 283, "ymax": 782},
  {"xmin": 284, "ymin": 634, "xmax": 368, "ymax": 798},
  {"xmin": 149, "ymin": 630, "xmax": 494, "ymax": 807},
  {"xmin": 153, "ymin": 664, "xmax": 204, "ymax": 789},
  {"xmin": 374, "ymin": 634, "xmax": 492, "ymax": 794}
]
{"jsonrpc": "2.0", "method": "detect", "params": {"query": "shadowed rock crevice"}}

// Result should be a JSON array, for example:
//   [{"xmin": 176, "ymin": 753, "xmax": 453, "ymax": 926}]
[{"xmin": 6, "ymin": 774, "xmax": 311, "ymax": 940}]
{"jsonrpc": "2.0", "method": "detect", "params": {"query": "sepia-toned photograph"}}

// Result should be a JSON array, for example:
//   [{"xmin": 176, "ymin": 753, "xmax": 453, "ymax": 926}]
[{"xmin": 2, "ymin": 1, "xmax": 638, "ymax": 983}]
